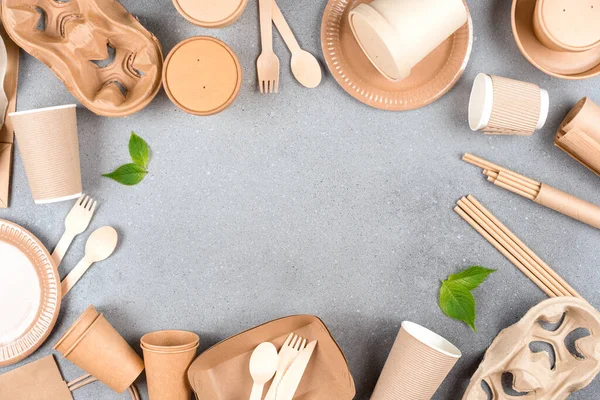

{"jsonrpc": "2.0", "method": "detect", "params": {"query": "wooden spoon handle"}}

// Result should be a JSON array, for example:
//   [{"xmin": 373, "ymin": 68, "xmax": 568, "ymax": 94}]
[
  {"xmin": 61, "ymin": 258, "xmax": 93, "ymax": 298},
  {"xmin": 272, "ymin": 0, "xmax": 301, "ymax": 53}
]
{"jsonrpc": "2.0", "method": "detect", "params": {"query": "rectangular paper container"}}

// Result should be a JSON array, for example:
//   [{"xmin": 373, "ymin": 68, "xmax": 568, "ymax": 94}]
[{"xmin": 187, "ymin": 315, "xmax": 355, "ymax": 400}]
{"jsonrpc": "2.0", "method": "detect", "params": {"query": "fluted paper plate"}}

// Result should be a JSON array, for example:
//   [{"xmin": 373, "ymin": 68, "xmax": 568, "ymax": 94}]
[
  {"xmin": 0, "ymin": 219, "xmax": 60, "ymax": 367},
  {"xmin": 321, "ymin": 0, "xmax": 472, "ymax": 111}
]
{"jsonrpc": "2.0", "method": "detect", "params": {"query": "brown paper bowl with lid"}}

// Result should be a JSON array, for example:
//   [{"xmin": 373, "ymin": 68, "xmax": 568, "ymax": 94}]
[
  {"xmin": 54, "ymin": 310, "xmax": 144, "ymax": 393},
  {"xmin": 512, "ymin": 0, "xmax": 600, "ymax": 79},
  {"xmin": 163, "ymin": 36, "xmax": 242, "ymax": 116},
  {"xmin": 173, "ymin": 0, "xmax": 248, "ymax": 28},
  {"xmin": 533, "ymin": 0, "xmax": 600, "ymax": 53}
]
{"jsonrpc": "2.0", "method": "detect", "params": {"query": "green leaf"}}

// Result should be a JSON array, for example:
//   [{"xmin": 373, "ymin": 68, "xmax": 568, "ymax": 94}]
[
  {"xmin": 439, "ymin": 281, "xmax": 477, "ymax": 331},
  {"xmin": 129, "ymin": 132, "xmax": 149, "ymax": 169},
  {"xmin": 103, "ymin": 163, "xmax": 148, "ymax": 186},
  {"xmin": 447, "ymin": 266, "xmax": 496, "ymax": 291}
]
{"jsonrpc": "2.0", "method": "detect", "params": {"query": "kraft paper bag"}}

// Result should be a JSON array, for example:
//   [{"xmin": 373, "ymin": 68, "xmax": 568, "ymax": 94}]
[{"xmin": 0, "ymin": 355, "xmax": 72, "ymax": 400}]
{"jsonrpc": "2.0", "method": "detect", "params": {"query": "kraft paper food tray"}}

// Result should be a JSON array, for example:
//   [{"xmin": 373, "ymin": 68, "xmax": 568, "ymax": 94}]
[{"xmin": 187, "ymin": 315, "xmax": 355, "ymax": 400}]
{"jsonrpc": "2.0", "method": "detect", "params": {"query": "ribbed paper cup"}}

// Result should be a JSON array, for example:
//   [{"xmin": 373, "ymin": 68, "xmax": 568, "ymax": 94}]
[
  {"xmin": 141, "ymin": 330, "xmax": 199, "ymax": 400},
  {"xmin": 469, "ymin": 73, "xmax": 549, "ymax": 136},
  {"xmin": 54, "ymin": 313, "xmax": 144, "ymax": 393},
  {"xmin": 370, "ymin": 321, "xmax": 461, "ymax": 400},
  {"xmin": 9, "ymin": 104, "xmax": 82, "ymax": 204}
]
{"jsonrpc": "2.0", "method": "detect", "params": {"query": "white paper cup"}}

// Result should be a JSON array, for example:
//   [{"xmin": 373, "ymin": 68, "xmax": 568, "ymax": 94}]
[
  {"xmin": 370, "ymin": 322, "xmax": 461, "ymax": 400},
  {"xmin": 349, "ymin": 0, "xmax": 468, "ymax": 81},
  {"xmin": 468, "ymin": 73, "xmax": 549, "ymax": 136},
  {"xmin": 10, "ymin": 105, "xmax": 82, "ymax": 204}
]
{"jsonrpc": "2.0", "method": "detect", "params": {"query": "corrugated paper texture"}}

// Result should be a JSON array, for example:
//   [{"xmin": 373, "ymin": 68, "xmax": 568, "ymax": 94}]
[
  {"xmin": 11, "ymin": 106, "xmax": 82, "ymax": 203},
  {"xmin": 485, "ymin": 75, "xmax": 541, "ymax": 136},
  {"xmin": 0, "ymin": 11, "xmax": 19, "ymax": 208},
  {"xmin": 370, "ymin": 327, "xmax": 459, "ymax": 400}
]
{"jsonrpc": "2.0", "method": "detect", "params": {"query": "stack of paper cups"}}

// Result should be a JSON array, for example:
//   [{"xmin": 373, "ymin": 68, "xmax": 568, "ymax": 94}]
[
  {"xmin": 370, "ymin": 322, "xmax": 461, "ymax": 400},
  {"xmin": 141, "ymin": 330, "xmax": 200, "ymax": 400},
  {"xmin": 468, "ymin": 73, "xmax": 549, "ymax": 136},
  {"xmin": 10, "ymin": 104, "xmax": 82, "ymax": 204}
]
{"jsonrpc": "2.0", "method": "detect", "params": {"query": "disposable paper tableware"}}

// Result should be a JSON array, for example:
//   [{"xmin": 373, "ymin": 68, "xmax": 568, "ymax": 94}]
[
  {"xmin": 370, "ymin": 321, "xmax": 461, "ymax": 400},
  {"xmin": 172, "ymin": 0, "xmax": 248, "ymax": 28},
  {"xmin": 469, "ymin": 73, "xmax": 549, "ymax": 136},
  {"xmin": 10, "ymin": 104, "xmax": 82, "ymax": 204},
  {"xmin": 321, "ymin": 0, "xmax": 472, "ymax": 111},
  {"xmin": 2, "ymin": 0, "xmax": 163, "ymax": 116},
  {"xmin": 556, "ymin": 97, "xmax": 600, "ymax": 176},
  {"xmin": 54, "ymin": 305, "xmax": 145, "ymax": 394},
  {"xmin": 463, "ymin": 297, "xmax": 600, "ymax": 399},
  {"xmin": 348, "ymin": 0, "xmax": 468, "ymax": 82},
  {"xmin": 187, "ymin": 315, "xmax": 355, "ymax": 400},
  {"xmin": 0, "ymin": 219, "xmax": 60, "ymax": 367},
  {"xmin": 0, "ymin": 14, "xmax": 19, "ymax": 209},
  {"xmin": 163, "ymin": 37, "xmax": 242, "ymax": 116},
  {"xmin": 141, "ymin": 330, "xmax": 200, "ymax": 400},
  {"xmin": 512, "ymin": 0, "xmax": 600, "ymax": 79}
]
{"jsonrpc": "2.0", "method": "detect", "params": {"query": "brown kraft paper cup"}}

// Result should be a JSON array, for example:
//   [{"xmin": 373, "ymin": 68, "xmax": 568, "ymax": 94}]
[
  {"xmin": 556, "ymin": 98, "xmax": 600, "ymax": 176},
  {"xmin": 141, "ymin": 330, "xmax": 199, "ymax": 400},
  {"xmin": 370, "ymin": 321, "xmax": 461, "ymax": 400},
  {"xmin": 53, "ymin": 305, "xmax": 100, "ymax": 353},
  {"xmin": 10, "ymin": 104, "xmax": 82, "ymax": 204},
  {"xmin": 534, "ymin": 184, "xmax": 600, "ymax": 230},
  {"xmin": 54, "ymin": 313, "xmax": 144, "ymax": 393}
]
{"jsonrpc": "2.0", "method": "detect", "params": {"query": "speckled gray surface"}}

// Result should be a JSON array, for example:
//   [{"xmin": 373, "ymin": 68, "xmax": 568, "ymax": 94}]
[{"xmin": 1, "ymin": 0, "xmax": 600, "ymax": 398}]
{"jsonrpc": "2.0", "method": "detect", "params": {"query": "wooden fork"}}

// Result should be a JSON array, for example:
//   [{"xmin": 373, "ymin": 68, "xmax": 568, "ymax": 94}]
[
  {"xmin": 52, "ymin": 194, "xmax": 97, "ymax": 267},
  {"xmin": 264, "ymin": 333, "xmax": 307, "ymax": 400},
  {"xmin": 257, "ymin": 0, "xmax": 280, "ymax": 93}
]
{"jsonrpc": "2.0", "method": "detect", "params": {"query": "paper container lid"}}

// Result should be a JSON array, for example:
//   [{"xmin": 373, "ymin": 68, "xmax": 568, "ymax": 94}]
[
  {"xmin": 536, "ymin": 0, "xmax": 600, "ymax": 51},
  {"xmin": 163, "ymin": 37, "xmax": 242, "ymax": 116},
  {"xmin": 469, "ymin": 73, "xmax": 494, "ymax": 131},
  {"xmin": 172, "ymin": 0, "xmax": 248, "ymax": 28},
  {"xmin": 348, "ymin": 4, "xmax": 409, "ymax": 81}
]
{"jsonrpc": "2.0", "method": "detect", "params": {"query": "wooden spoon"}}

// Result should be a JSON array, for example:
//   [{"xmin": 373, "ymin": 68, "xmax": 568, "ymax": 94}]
[
  {"xmin": 272, "ymin": 0, "xmax": 322, "ymax": 88},
  {"xmin": 61, "ymin": 226, "xmax": 118, "ymax": 297},
  {"xmin": 249, "ymin": 342, "xmax": 278, "ymax": 400}
]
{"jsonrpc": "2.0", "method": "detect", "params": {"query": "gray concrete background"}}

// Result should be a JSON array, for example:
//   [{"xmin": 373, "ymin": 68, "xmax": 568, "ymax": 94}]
[{"xmin": 1, "ymin": 0, "xmax": 599, "ymax": 398}]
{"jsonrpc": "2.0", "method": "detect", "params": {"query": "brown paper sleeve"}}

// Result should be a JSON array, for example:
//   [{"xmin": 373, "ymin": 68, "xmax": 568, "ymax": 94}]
[
  {"xmin": 0, "ymin": 11, "xmax": 20, "ymax": 208},
  {"xmin": 555, "ymin": 128, "xmax": 600, "ymax": 177},
  {"xmin": 534, "ymin": 184, "xmax": 600, "ymax": 230}
]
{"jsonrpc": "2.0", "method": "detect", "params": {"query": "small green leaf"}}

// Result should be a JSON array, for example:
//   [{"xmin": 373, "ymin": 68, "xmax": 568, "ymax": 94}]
[
  {"xmin": 103, "ymin": 163, "xmax": 148, "ymax": 186},
  {"xmin": 447, "ymin": 266, "xmax": 496, "ymax": 291},
  {"xmin": 439, "ymin": 281, "xmax": 477, "ymax": 331},
  {"xmin": 129, "ymin": 132, "xmax": 149, "ymax": 169}
]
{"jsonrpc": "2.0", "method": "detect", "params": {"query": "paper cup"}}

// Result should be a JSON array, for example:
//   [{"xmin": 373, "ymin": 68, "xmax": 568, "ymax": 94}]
[
  {"xmin": 469, "ymin": 73, "xmax": 549, "ymax": 136},
  {"xmin": 348, "ymin": 0, "xmax": 468, "ymax": 81},
  {"xmin": 370, "ymin": 322, "xmax": 461, "ymax": 400},
  {"xmin": 54, "ymin": 312, "xmax": 144, "ymax": 393},
  {"xmin": 53, "ymin": 305, "xmax": 100, "ymax": 353},
  {"xmin": 533, "ymin": 0, "xmax": 600, "ymax": 52},
  {"xmin": 141, "ymin": 330, "xmax": 199, "ymax": 400},
  {"xmin": 9, "ymin": 105, "xmax": 82, "ymax": 204}
]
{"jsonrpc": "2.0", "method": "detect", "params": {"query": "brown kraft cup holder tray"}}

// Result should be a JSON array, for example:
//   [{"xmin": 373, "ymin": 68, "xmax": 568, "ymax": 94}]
[
  {"xmin": 187, "ymin": 315, "xmax": 355, "ymax": 399},
  {"xmin": 1, "ymin": 0, "xmax": 163, "ymax": 117}
]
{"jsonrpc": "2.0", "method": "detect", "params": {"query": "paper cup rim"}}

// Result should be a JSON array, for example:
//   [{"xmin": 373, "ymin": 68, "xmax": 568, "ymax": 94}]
[
  {"xmin": 62, "ymin": 313, "xmax": 105, "ymax": 357},
  {"xmin": 141, "ymin": 330, "xmax": 200, "ymax": 350},
  {"xmin": 141, "ymin": 342, "xmax": 199, "ymax": 355},
  {"xmin": 537, "ymin": 88, "xmax": 550, "ymax": 129},
  {"xmin": 35, "ymin": 192, "xmax": 83, "ymax": 205},
  {"xmin": 9, "ymin": 104, "xmax": 76, "ymax": 118},
  {"xmin": 401, "ymin": 321, "xmax": 462, "ymax": 358},
  {"xmin": 468, "ymin": 73, "xmax": 494, "ymax": 131},
  {"xmin": 53, "ymin": 305, "xmax": 100, "ymax": 353}
]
